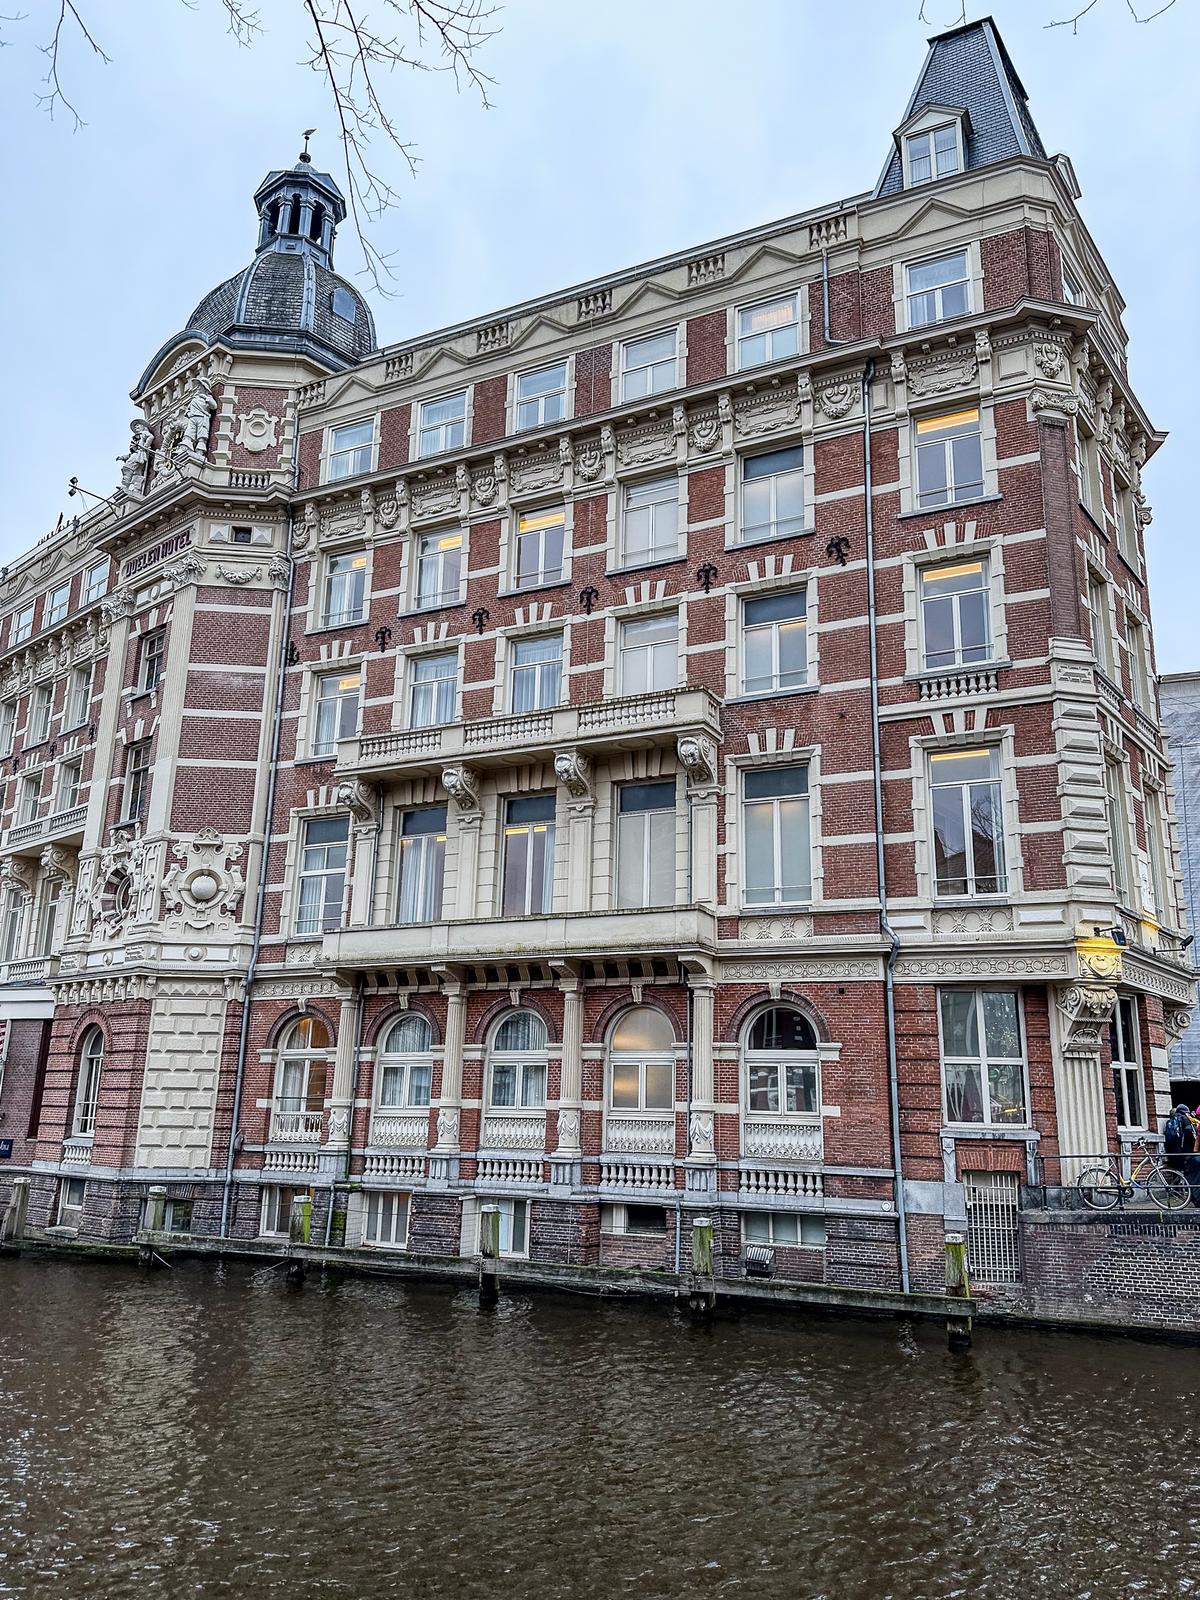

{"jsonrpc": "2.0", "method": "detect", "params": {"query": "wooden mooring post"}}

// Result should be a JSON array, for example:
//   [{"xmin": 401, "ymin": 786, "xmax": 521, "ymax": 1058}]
[
  {"xmin": 479, "ymin": 1203, "xmax": 500, "ymax": 1307},
  {"xmin": 944, "ymin": 1231, "xmax": 973, "ymax": 1350},
  {"xmin": 285, "ymin": 1194, "xmax": 312, "ymax": 1286},
  {"xmin": 1, "ymin": 1177, "xmax": 29, "ymax": 1245},
  {"xmin": 687, "ymin": 1215, "xmax": 716, "ymax": 1320}
]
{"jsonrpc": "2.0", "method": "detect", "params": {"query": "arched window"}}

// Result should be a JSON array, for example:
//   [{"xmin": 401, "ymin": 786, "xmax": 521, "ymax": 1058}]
[
  {"xmin": 73, "ymin": 1027, "xmax": 104, "ymax": 1138},
  {"xmin": 286, "ymin": 194, "xmax": 302, "ymax": 234},
  {"xmin": 744, "ymin": 1006, "xmax": 819, "ymax": 1116},
  {"xmin": 273, "ymin": 1017, "xmax": 331, "ymax": 1138},
  {"xmin": 609, "ymin": 1006, "xmax": 675, "ymax": 1112},
  {"xmin": 377, "ymin": 1014, "xmax": 433, "ymax": 1109},
  {"xmin": 309, "ymin": 201, "xmax": 325, "ymax": 242},
  {"xmin": 488, "ymin": 1011, "xmax": 547, "ymax": 1109}
]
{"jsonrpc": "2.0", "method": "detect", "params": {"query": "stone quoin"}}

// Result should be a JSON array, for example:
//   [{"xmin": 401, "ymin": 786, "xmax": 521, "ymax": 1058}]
[{"xmin": 0, "ymin": 16, "xmax": 1193, "ymax": 1321}]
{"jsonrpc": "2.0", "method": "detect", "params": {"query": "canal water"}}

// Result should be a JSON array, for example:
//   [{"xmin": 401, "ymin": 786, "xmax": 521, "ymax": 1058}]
[{"xmin": 1, "ymin": 1257, "xmax": 1197, "ymax": 1599}]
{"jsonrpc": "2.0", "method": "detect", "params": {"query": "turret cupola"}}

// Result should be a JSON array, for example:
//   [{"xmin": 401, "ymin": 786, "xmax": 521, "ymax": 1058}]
[{"xmin": 252, "ymin": 133, "xmax": 346, "ymax": 270}]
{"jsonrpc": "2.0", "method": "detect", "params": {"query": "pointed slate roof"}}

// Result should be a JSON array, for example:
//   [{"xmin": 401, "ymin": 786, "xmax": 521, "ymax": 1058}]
[{"xmin": 874, "ymin": 16, "xmax": 1047, "ymax": 198}]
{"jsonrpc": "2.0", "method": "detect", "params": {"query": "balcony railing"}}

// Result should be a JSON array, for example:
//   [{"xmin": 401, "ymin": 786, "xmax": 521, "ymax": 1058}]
[
  {"xmin": 336, "ymin": 686, "xmax": 722, "ymax": 778},
  {"xmin": 480, "ymin": 1112, "xmax": 546, "ymax": 1151},
  {"xmin": 1, "ymin": 956, "xmax": 51, "ymax": 986},
  {"xmin": 604, "ymin": 1113, "xmax": 676, "ymax": 1157},
  {"xmin": 599, "ymin": 1159, "xmax": 675, "ymax": 1191},
  {"xmin": 270, "ymin": 1109, "xmax": 324, "ymax": 1144},
  {"xmin": 739, "ymin": 1166, "xmax": 823, "ymax": 1199},
  {"xmin": 369, "ymin": 1111, "xmax": 429, "ymax": 1149},
  {"xmin": 61, "ymin": 1136, "xmax": 93, "ymax": 1167},
  {"xmin": 477, "ymin": 1156, "xmax": 543, "ymax": 1186},
  {"xmin": 3, "ymin": 804, "xmax": 87, "ymax": 851},
  {"xmin": 742, "ymin": 1118, "xmax": 823, "ymax": 1163}
]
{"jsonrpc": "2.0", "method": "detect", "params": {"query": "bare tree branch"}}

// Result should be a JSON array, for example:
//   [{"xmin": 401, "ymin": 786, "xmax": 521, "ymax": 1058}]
[
  {"xmin": 37, "ymin": 0, "xmax": 110, "ymax": 129},
  {"xmin": 917, "ymin": 2, "xmax": 967, "ymax": 26},
  {"xmin": 1046, "ymin": 0, "xmax": 1177, "ymax": 27}
]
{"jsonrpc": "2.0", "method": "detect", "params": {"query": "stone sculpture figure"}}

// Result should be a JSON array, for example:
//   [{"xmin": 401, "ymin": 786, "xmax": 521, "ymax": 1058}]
[
  {"xmin": 117, "ymin": 420, "xmax": 154, "ymax": 497},
  {"xmin": 183, "ymin": 377, "xmax": 217, "ymax": 459}
]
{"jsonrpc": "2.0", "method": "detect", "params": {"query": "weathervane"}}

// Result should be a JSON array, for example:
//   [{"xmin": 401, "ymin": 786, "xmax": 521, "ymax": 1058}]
[{"xmin": 300, "ymin": 128, "xmax": 316, "ymax": 164}]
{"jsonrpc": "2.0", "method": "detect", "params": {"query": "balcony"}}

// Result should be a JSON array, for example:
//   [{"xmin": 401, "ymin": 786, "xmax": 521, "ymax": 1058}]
[
  {"xmin": 335, "ymin": 686, "xmax": 723, "ymax": 780},
  {"xmin": 480, "ymin": 1111, "xmax": 546, "ymax": 1151},
  {"xmin": 0, "ymin": 956, "xmax": 51, "ymax": 987},
  {"xmin": 269, "ymin": 1108, "xmax": 324, "ymax": 1144},
  {"xmin": 3, "ymin": 804, "xmax": 87, "ymax": 853},
  {"xmin": 61, "ymin": 1136, "xmax": 92, "ymax": 1167},
  {"xmin": 741, "ymin": 1118, "xmax": 823, "ymax": 1163},
  {"xmin": 325, "ymin": 904, "xmax": 717, "ymax": 971},
  {"xmin": 369, "ymin": 1111, "xmax": 429, "ymax": 1149},
  {"xmin": 604, "ymin": 1112, "xmax": 676, "ymax": 1157}
]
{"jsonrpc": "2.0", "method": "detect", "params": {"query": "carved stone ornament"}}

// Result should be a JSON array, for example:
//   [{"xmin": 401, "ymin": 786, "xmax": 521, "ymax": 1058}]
[
  {"xmin": 117, "ymin": 420, "xmax": 154, "ymax": 499},
  {"xmin": 553, "ymin": 750, "xmax": 591, "ymax": 800},
  {"xmin": 182, "ymin": 376, "xmax": 217, "ymax": 461},
  {"xmin": 162, "ymin": 555, "xmax": 207, "ymax": 591},
  {"xmin": 734, "ymin": 386, "xmax": 800, "ymax": 439},
  {"xmin": 907, "ymin": 356, "xmax": 977, "ymax": 400},
  {"xmin": 689, "ymin": 412, "xmax": 721, "ymax": 454},
  {"xmin": 1030, "ymin": 388, "xmax": 1080, "ymax": 416},
  {"xmin": 326, "ymin": 1107, "xmax": 350, "ymax": 1143},
  {"xmin": 556, "ymin": 1108, "xmax": 581, "ymax": 1145},
  {"xmin": 509, "ymin": 453, "xmax": 562, "ymax": 494},
  {"xmin": 160, "ymin": 828, "xmax": 246, "ymax": 933},
  {"xmin": 677, "ymin": 734, "xmax": 718, "ymax": 787},
  {"xmin": 84, "ymin": 833, "xmax": 161, "ymax": 940},
  {"xmin": 267, "ymin": 557, "xmax": 290, "ymax": 591},
  {"xmin": 376, "ymin": 490, "xmax": 400, "ymax": 529},
  {"xmin": 216, "ymin": 565, "xmax": 261, "ymax": 586},
  {"xmin": 411, "ymin": 477, "xmax": 458, "ymax": 520},
  {"xmin": 0, "ymin": 857, "xmax": 35, "ymax": 900},
  {"xmin": 235, "ymin": 406, "xmax": 279, "ymax": 454},
  {"xmin": 616, "ymin": 424, "xmax": 673, "ymax": 467},
  {"xmin": 1164, "ymin": 1006, "xmax": 1194, "ymax": 1047},
  {"xmin": 336, "ymin": 779, "xmax": 379, "ymax": 825},
  {"xmin": 436, "ymin": 1107, "xmax": 460, "ymax": 1145},
  {"xmin": 1034, "ymin": 342, "xmax": 1066, "ymax": 380},
  {"xmin": 815, "ymin": 380, "xmax": 857, "ymax": 420},
  {"xmin": 441, "ymin": 764, "xmax": 481, "ymax": 812},
  {"xmin": 471, "ymin": 466, "xmax": 499, "ymax": 508},
  {"xmin": 1055, "ymin": 984, "xmax": 1118, "ymax": 1055},
  {"xmin": 574, "ymin": 440, "xmax": 604, "ymax": 483},
  {"xmin": 39, "ymin": 844, "xmax": 77, "ymax": 885}
]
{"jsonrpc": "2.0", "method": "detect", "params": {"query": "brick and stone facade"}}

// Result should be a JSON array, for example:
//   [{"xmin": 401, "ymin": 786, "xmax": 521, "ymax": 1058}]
[{"xmin": 0, "ymin": 18, "xmax": 1193, "ymax": 1310}]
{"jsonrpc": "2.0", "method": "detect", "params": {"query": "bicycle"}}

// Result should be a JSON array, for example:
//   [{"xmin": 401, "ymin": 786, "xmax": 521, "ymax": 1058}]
[{"xmin": 1076, "ymin": 1141, "xmax": 1192, "ymax": 1212}]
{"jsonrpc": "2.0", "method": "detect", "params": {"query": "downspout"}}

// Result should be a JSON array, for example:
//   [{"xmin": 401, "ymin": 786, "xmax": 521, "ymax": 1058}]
[
  {"xmin": 219, "ymin": 441, "xmax": 299, "ymax": 1238},
  {"xmin": 861, "ymin": 357, "xmax": 910, "ymax": 1293}
]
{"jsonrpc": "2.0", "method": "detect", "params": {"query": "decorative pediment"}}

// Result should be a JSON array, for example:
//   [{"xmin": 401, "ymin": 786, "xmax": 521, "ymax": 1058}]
[{"xmin": 881, "ymin": 194, "xmax": 977, "ymax": 243}]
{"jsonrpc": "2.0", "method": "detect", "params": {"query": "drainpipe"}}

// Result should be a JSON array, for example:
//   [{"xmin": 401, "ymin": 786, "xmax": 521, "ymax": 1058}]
[
  {"xmin": 219, "ymin": 446, "xmax": 299, "ymax": 1238},
  {"xmin": 822, "ymin": 250, "xmax": 855, "ymax": 350},
  {"xmin": 861, "ymin": 357, "xmax": 910, "ymax": 1294}
]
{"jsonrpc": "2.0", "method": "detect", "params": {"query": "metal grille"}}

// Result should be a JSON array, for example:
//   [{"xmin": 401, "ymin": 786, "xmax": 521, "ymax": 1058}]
[{"xmin": 964, "ymin": 1172, "xmax": 1022, "ymax": 1283}]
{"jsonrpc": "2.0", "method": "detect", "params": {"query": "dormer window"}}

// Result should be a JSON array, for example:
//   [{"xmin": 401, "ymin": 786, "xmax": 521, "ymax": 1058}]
[
  {"xmin": 905, "ymin": 124, "xmax": 960, "ymax": 185},
  {"xmin": 331, "ymin": 286, "xmax": 356, "ymax": 323}
]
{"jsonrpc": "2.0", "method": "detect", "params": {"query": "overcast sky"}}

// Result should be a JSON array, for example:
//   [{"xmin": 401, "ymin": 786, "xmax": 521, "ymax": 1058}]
[{"xmin": 1, "ymin": 0, "xmax": 1196, "ymax": 666}]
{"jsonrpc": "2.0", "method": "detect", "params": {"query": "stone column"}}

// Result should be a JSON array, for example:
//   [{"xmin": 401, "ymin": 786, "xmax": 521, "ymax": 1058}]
[
  {"xmin": 685, "ymin": 971, "xmax": 717, "ymax": 1195},
  {"xmin": 325, "ymin": 992, "xmax": 361, "ymax": 1153},
  {"xmin": 443, "ymin": 766, "xmax": 482, "ymax": 919},
  {"xmin": 551, "ymin": 973, "xmax": 583, "ymax": 1187},
  {"xmin": 1051, "ymin": 982, "xmax": 1117, "ymax": 1183},
  {"xmin": 430, "ymin": 975, "xmax": 466, "ymax": 1182}
]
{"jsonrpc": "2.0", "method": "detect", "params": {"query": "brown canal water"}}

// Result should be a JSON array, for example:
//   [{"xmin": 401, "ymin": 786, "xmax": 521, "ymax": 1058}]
[{"xmin": 1, "ymin": 1255, "xmax": 1198, "ymax": 1599}]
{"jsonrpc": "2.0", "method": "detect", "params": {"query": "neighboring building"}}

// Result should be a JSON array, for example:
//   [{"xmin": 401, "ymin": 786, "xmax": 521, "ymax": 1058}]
[
  {"xmin": 0, "ymin": 16, "xmax": 1193, "ymax": 1299},
  {"xmin": 1160, "ymin": 673, "xmax": 1200, "ymax": 1102}
]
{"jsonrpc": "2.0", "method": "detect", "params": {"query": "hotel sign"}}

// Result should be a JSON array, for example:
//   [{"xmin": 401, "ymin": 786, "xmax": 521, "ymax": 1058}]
[{"xmin": 122, "ymin": 527, "xmax": 192, "ymax": 582}]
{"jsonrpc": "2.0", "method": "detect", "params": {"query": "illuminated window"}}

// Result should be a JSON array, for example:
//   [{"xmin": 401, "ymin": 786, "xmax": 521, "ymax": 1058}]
[
  {"xmin": 414, "ymin": 532, "xmax": 462, "ymax": 609},
  {"xmin": 915, "ymin": 408, "xmax": 983, "ymax": 509},
  {"xmin": 930, "ymin": 749, "xmax": 1005, "ymax": 897},
  {"xmin": 311, "ymin": 670, "xmax": 360, "ymax": 756},
  {"xmin": 322, "ymin": 551, "xmax": 367, "ymax": 626},
  {"xmin": 736, "ymin": 294, "xmax": 800, "ymax": 369},
  {"xmin": 920, "ymin": 559, "xmax": 990, "ymax": 669},
  {"xmin": 513, "ymin": 508, "xmax": 565, "ymax": 589}
]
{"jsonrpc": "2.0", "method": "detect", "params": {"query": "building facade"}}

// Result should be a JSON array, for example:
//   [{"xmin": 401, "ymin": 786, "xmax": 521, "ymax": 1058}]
[
  {"xmin": 1160, "ymin": 673, "xmax": 1200, "ymax": 1102},
  {"xmin": 0, "ymin": 18, "xmax": 1193, "ymax": 1298}
]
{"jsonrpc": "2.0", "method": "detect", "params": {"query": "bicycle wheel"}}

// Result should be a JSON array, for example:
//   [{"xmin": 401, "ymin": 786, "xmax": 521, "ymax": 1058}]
[
  {"xmin": 1077, "ymin": 1165, "xmax": 1122, "ymax": 1210},
  {"xmin": 1147, "ymin": 1166, "xmax": 1192, "ymax": 1212}
]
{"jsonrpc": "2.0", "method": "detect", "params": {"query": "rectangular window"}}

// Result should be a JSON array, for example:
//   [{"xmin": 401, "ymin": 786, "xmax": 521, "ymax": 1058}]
[
  {"xmin": 1127, "ymin": 617, "xmax": 1151, "ymax": 711},
  {"xmin": 58, "ymin": 1177, "xmax": 86, "ymax": 1228},
  {"xmin": 45, "ymin": 584, "xmax": 70, "ymax": 626},
  {"xmin": 621, "ymin": 476, "xmax": 679, "ymax": 565},
  {"xmin": 1061, "ymin": 260, "xmax": 1085, "ymax": 307},
  {"xmin": 619, "ymin": 613, "xmax": 677, "ymax": 695},
  {"xmin": 66, "ymin": 667, "xmax": 90, "ymax": 730},
  {"xmin": 295, "ymin": 815, "xmax": 350, "ymax": 935},
  {"xmin": 513, "ymin": 508, "xmax": 565, "ymax": 589},
  {"xmin": 736, "ymin": 294, "xmax": 801, "ymax": 370},
  {"xmin": 35, "ymin": 879, "xmax": 60, "ymax": 959},
  {"xmin": 742, "ymin": 591, "xmax": 807, "ymax": 695},
  {"xmin": 56, "ymin": 759, "xmax": 82, "ymax": 815},
  {"xmin": 1, "ymin": 889, "xmax": 24, "ymax": 962},
  {"xmin": 601, "ymin": 1203, "xmax": 669, "ymax": 1235},
  {"xmin": 743, "ymin": 1212, "xmax": 827, "ymax": 1247},
  {"xmin": 484, "ymin": 1198, "xmax": 529, "ymax": 1258},
  {"xmin": 408, "ymin": 651, "xmax": 458, "ymax": 729},
  {"xmin": 964, "ymin": 1173, "xmax": 1022, "ymax": 1284},
  {"xmin": 418, "ymin": 392, "xmax": 466, "ymax": 458},
  {"xmin": 920, "ymin": 559, "xmax": 991, "ymax": 670},
  {"xmin": 1105, "ymin": 760, "xmax": 1129, "ymax": 903},
  {"xmin": 616, "ymin": 780, "xmax": 676, "ymax": 909},
  {"xmin": 0, "ymin": 700, "xmax": 14, "ymax": 755},
  {"xmin": 83, "ymin": 562, "xmax": 109, "ymax": 604},
  {"xmin": 906, "ymin": 251, "xmax": 971, "ymax": 327},
  {"xmin": 30, "ymin": 684, "xmax": 52, "ymax": 745},
  {"xmin": 939, "ymin": 988, "xmax": 1027, "ymax": 1126},
  {"xmin": 11, "ymin": 605, "xmax": 34, "ymax": 646},
  {"xmin": 164, "ymin": 1199, "xmax": 193, "ymax": 1235},
  {"xmin": 1086, "ymin": 573, "xmax": 1112, "ymax": 679},
  {"xmin": 510, "ymin": 634, "xmax": 563, "ymax": 713},
  {"xmin": 501, "ymin": 794, "xmax": 556, "ymax": 917},
  {"xmin": 906, "ymin": 124, "xmax": 960, "ymax": 185},
  {"xmin": 379, "ymin": 1050, "xmax": 432, "ymax": 1109},
  {"xmin": 121, "ymin": 740, "xmax": 151, "ymax": 822},
  {"xmin": 516, "ymin": 363, "xmax": 568, "ymax": 431},
  {"xmin": 326, "ymin": 420, "xmax": 374, "ymax": 482},
  {"xmin": 742, "ymin": 765, "xmax": 811, "ymax": 906},
  {"xmin": 1145, "ymin": 788, "xmax": 1169, "ymax": 921},
  {"xmin": 138, "ymin": 629, "xmax": 166, "ymax": 693},
  {"xmin": 930, "ymin": 748, "xmax": 1006, "ymax": 897},
  {"xmin": 17, "ymin": 776, "xmax": 40, "ymax": 826},
  {"xmin": 261, "ymin": 1185, "xmax": 301, "ymax": 1237},
  {"xmin": 1109, "ymin": 995, "xmax": 1145, "ymax": 1130},
  {"xmin": 915, "ymin": 409, "xmax": 984, "ymax": 509},
  {"xmin": 414, "ymin": 532, "xmax": 462, "ymax": 610},
  {"xmin": 740, "ymin": 446, "xmax": 805, "ymax": 544},
  {"xmin": 311, "ymin": 670, "xmax": 360, "ymax": 757},
  {"xmin": 1074, "ymin": 422, "xmax": 1102, "ymax": 515},
  {"xmin": 396, "ymin": 805, "xmax": 447, "ymax": 924},
  {"xmin": 364, "ymin": 1190, "xmax": 409, "ymax": 1248},
  {"xmin": 322, "ymin": 552, "xmax": 367, "ymax": 627},
  {"xmin": 620, "ymin": 330, "xmax": 678, "ymax": 401}
]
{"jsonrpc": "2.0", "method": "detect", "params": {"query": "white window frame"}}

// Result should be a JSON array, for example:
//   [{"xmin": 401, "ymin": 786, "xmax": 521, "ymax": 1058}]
[
  {"xmin": 121, "ymin": 741, "xmax": 151, "ymax": 823},
  {"xmin": 16, "ymin": 775, "xmax": 40, "ymax": 826},
  {"xmin": 938, "ymin": 988, "xmax": 1030, "ymax": 1129},
  {"xmin": 1061, "ymin": 256, "xmax": 1086, "ymax": 308},
  {"xmin": 29, "ymin": 683, "xmax": 52, "ymax": 745},
  {"xmin": 260, "ymin": 1185, "xmax": 303, "ymax": 1238},
  {"xmin": 913, "ymin": 407, "xmax": 986, "ymax": 512},
  {"xmin": 363, "ymin": 1190, "xmax": 410, "ymax": 1249},
  {"xmin": 73, "ymin": 1027, "xmax": 104, "ymax": 1138},
  {"xmin": 57, "ymin": 1176, "xmax": 87, "ymax": 1227},
  {"xmin": 514, "ymin": 361, "xmax": 570, "ymax": 432},
  {"xmin": 0, "ymin": 699, "xmax": 14, "ymax": 755},
  {"xmin": 486, "ymin": 1013, "xmax": 549, "ymax": 1111},
  {"xmin": 294, "ymin": 813, "xmax": 350, "ymax": 936},
  {"xmin": 1109, "ymin": 995, "xmax": 1145, "ymax": 1132},
  {"xmin": 406, "ymin": 649, "xmax": 459, "ymax": 729},
  {"xmin": 509, "ymin": 632, "xmax": 564, "ymax": 713},
  {"xmin": 511, "ymin": 507, "xmax": 567, "ymax": 591},
  {"xmin": 601, "ymin": 1202, "xmax": 670, "ymax": 1236},
  {"xmin": 321, "ymin": 551, "xmax": 368, "ymax": 629},
  {"xmin": 500, "ymin": 794, "xmax": 557, "ymax": 917},
  {"xmin": 1085, "ymin": 569, "xmax": 1114, "ymax": 681},
  {"xmin": 738, "ymin": 445, "xmax": 806, "ymax": 546},
  {"xmin": 310, "ymin": 668, "xmax": 361, "ymax": 758},
  {"xmin": 35, "ymin": 878, "xmax": 61, "ymax": 958},
  {"xmin": 45, "ymin": 583, "xmax": 70, "ymax": 627},
  {"xmin": 412, "ymin": 530, "xmax": 464, "ymax": 611},
  {"xmin": 138, "ymin": 628, "xmax": 166, "ymax": 694},
  {"xmin": 615, "ymin": 780, "xmax": 677, "ymax": 910},
  {"xmin": 0, "ymin": 887, "xmax": 25, "ymax": 964},
  {"xmin": 740, "ymin": 764, "xmax": 812, "ymax": 908},
  {"xmin": 396, "ymin": 805, "xmax": 448, "ymax": 924},
  {"xmin": 324, "ymin": 418, "xmax": 376, "ymax": 483},
  {"xmin": 904, "ymin": 249, "xmax": 972, "ymax": 330},
  {"xmin": 56, "ymin": 758, "xmax": 82, "ymax": 815},
  {"xmin": 735, "ymin": 292, "xmax": 802, "ymax": 371},
  {"xmin": 902, "ymin": 121, "xmax": 963, "ymax": 187},
  {"xmin": 743, "ymin": 1212, "xmax": 827, "ymax": 1248},
  {"xmin": 417, "ymin": 391, "xmax": 468, "ymax": 459},
  {"xmin": 11, "ymin": 604, "xmax": 34, "ymax": 646},
  {"xmin": 619, "ymin": 475, "xmax": 681, "ymax": 568},
  {"xmin": 376, "ymin": 1016, "xmax": 434, "ymax": 1111},
  {"xmin": 83, "ymin": 562, "xmax": 109, "ymax": 604},
  {"xmin": 929, "ymin": 746, "xmax": 1007, "ymax": 899},
  {"xmin": 741, "ymin": 590, "xmax": 808, "ymax": 697},
  {"xmin": 918, "ymin": 557, "xmax": 992, "ymax": 672},
  {"xmin": 1105, "ymin": 759, "xmax": 1130, "ymax": 905},
  {"xmin": 618, "ymin": 328, "xmax": 680, "ymax": 402},
  {"xmin": 618, "ymin": 612, "xmax": 678, "ymax": 696},
  {"xmin": 66, "ymin": 667, "xmax": 91, "ymax": 730}
]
